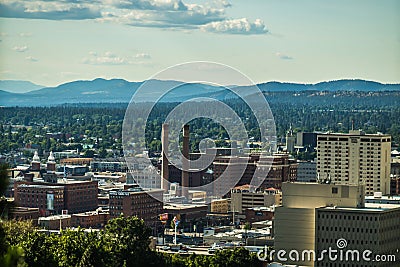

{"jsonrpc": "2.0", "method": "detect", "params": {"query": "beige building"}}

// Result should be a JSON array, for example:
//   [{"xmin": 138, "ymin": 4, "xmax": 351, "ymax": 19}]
[
  {"xmin": 317, "ymin": 130, "xmax": 391, "ymax": 195},
  {"xmin": 210, "ymin": 198, "xmax": 230, "ymax": 213},
  {"xmin": 274, "ymin": 182, "xmax": 365, "ymax": 267},
  {"xmin": 231, "ymin": 186, "xmax": 282, "ymax": 214},
  {"xmin": 39, "ymin": 214, "xmax": 71, "ymax": 230},
  {"xmin": 275, "ymin": 182, "xmax": 400, "ymax": 267}
]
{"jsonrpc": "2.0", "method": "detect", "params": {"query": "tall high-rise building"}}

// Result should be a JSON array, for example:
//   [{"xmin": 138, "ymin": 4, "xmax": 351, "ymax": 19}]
[{"xmin": 317, "ymin": 130, "xmax": 391, "ymax": 195}]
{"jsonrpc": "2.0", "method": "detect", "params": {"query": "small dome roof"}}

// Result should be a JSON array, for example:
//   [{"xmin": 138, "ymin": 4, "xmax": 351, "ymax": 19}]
[
  {"xmin": 48, "ymin": 151, "xmax": 55, "ymax": 162},
  {"xmin": 32, "ymin": 151, "xmax": 40, "ymax": 162}
]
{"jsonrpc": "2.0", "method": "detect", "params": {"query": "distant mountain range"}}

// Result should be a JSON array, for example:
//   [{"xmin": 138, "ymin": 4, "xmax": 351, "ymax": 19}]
[
  {"xmin": 0, "ymin": 78, "xmax": 399, "ymax": 107},
  {"xmin": 0, "ymin": 80, "xmax": 44, "ymax": 93}
]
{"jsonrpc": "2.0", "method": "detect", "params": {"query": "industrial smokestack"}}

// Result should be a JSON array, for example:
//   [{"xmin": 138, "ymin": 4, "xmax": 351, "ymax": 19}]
[
  {"xmin": 182, "ymin": 124, "xmax": 189, "ymax": 199},
  {"xmin": 161, "ymin": 123, "xmax": 169, "ymax": 192}
]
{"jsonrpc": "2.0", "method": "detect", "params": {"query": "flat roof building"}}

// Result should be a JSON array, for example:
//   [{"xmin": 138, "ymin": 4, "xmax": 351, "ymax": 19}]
[
  {"xmin": 274, "ymin": 182, "xmax": 365, "ymax": 267},
  {"xmin": 71, "ymin": 209, "xmax": 109, "ymax": 229},
  {"xmin": 274, "ymin": 182, "xmax": 400, "ymax": 267},
  {"xmin": 39, "ymin": 214, "xmax": 71, "ymax": 230},
  {"xmin": 14, "ymin": 180, "xmax": 98, "ymax": 215},
  {"xmin": 315, "ymin": 204, "xmax": 400, "ymax": 267},
  {"xmin": 109, "ymin": 188, "xmax": 163, "ymax": 228},
  {"xmin": 231, "ymin": 185, "xmax": 282, "ymax": 214}
]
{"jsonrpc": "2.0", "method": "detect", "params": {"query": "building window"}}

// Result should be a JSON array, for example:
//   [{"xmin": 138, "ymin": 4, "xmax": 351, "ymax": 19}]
[{"xmin": 332, "ymin": 187, "xmax": 338, "ymax": 194}]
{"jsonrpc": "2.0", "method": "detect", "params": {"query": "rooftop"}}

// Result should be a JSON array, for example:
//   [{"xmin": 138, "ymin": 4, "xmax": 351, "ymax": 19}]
[
  {"xmin": 18, "ymin": 184, "xmax": 63, "ymax": 190},
  {"xmin": 164, "ymin": 203, "xmax": 208, "ymax": 210},
  {"xmin": 319, "ymin": 203, "xmax": 400, "ymax": 212},
  {"xmin": 39, "ymin": 214, "xmax": 71, "ymax": 221},
  {"xmin": 109, "ymin": 188, "xmax": 163, "ymax": 196},
  {"xmin": 318, "ymin": 130, "xmax": 391, "ymax": 137},
  {"xmin": 365, "ymin": 195, "xmax": 400, "ymax": 201}
]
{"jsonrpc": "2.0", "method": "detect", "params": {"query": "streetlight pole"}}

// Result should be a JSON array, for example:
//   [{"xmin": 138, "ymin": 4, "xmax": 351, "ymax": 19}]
[{"xmin": 174, "ymin": 222, "xmax": 177, "ymax": 245}]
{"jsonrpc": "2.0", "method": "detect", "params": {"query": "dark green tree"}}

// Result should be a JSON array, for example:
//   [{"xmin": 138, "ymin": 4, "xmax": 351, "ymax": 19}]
[{"xmin": 103, "ymin": 215, "xmax": 161, "ymax": 267}]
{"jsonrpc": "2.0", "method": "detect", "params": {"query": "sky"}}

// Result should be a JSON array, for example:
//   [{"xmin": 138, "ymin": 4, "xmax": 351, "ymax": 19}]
[{"xmin": 0, "ymin": 0, "xmax": 399, "ymax": 87}]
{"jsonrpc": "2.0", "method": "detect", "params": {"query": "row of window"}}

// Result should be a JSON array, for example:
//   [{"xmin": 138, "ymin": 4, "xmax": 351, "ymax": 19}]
[
  {"xmin": 318, "ymin": 226, "xmax": 378, "ymax": 234},
  {"xmin": 317, "ymin": 238, "xmax": 378, "ymax": 245},
  {"xmin": 318, "ymin": 213, "xmax": 378, "ymax": 221}
]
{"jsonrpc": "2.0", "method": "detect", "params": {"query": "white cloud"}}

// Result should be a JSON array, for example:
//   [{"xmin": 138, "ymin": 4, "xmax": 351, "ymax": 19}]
[
  {"xmin": 25, "ymin": 56, "xmax": 38, "ymax": 62},
  {"xmin": 82, "ymin": 51, "xmax": 127, "ymax": 65},
  {"xmin": 0, "ymin": 0, "xmax": 101, "ymax": 20},
  {"xmin": 275, "ymin": 52, "xmax": 293, "ymax": 60},
  {"xmin": 82, "ymin": 51, "xmax": 152, "ymax": 65},
  {"xmin": 107, "ymin": 0, "xmax": 188, "ymax": 11},
  {"xmin": 0, "ymin": 1, "xmax": 271, "ymax": 36},
  {"xmin": 99, "ymin": 2, "xmax": 225, "ymax": 29},
  {"xmin": 135, "ymin": 53, "xmax": 151, "ymax": 59},
  {"xmin": 19, "ymin": 32, "xmax": 32, "ymax": 37},
  {"xmin": 13, "ymin": 45, "xmax": 28, "ymax": 52},
  {"xmin": 201, "ymin": 18, "xmax": 268, "ymax": 35}
]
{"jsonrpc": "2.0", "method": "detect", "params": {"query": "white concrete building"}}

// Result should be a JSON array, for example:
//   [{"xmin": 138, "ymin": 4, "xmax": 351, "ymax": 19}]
[{"xmin": 317, "ymin": 130, "xmax": 391, "ymax": 195}]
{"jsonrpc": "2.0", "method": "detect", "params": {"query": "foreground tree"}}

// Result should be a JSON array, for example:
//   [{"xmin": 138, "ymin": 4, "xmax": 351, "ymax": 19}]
[
  {"xmin": 0, "ymin": 163, "xmax": 11, "ymax": 219},
  {"xmin": 1, "ymin": 214, "xmax": 264, "ymax": 267},
  {"xmin": 0, "ymin": 164, "xmax": 27, "ymax": 267},
  {"xmin": 103, "ymin": 215, "xmax": 164, "ymax": 267},
  {"xmin": 210, "ymin": 247, "xmax": 261, "ymax": 267}
]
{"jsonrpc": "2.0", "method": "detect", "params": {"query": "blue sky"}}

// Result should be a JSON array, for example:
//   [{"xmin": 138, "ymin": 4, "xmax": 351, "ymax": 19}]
[{"xmin": 0, "ymin": 0, "xmax": 399, "ymax": 87}]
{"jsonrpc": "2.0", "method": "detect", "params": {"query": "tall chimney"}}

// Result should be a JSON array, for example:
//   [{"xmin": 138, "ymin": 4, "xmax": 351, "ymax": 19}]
[
  {"xmin": 182, "ymin": 124, "xmax": 189, "ymax": 199},
  {"xmin": 161, "ymin": 123, "xmax": 169, "ymax": 192}
]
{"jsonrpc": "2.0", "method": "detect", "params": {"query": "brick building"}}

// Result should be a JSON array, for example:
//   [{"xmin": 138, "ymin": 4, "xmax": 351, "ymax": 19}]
[
  {"xmin": 259, "ymin": 153, "xmax": 298, "ymax": 189},
  {"xmin": 63, "ymin": 181, "xmax": 98, "ymax": 213},
  {"xmin": 11, "ymin": 207, "xmax": 40, "ymax": 225},
  {"xmin": 245, "ymin": 207, "xmax": 274, "ymax": 223},
  {"xmin": 71, "ymin": 209, "xmax": 109, "ymax": 228},
  {"xmin": 390, "ymin": 176, "xmax": 400, "ymax": 195},
  {"xmin": 109, "ymin": 188, "xmax": 163, "ymax": 228},
  {"xmin": 14, "ymin": 180, "xmax": 98, "ymax": 216},
  {"xmin": 213, "ymin": 153, "xmax": 297, "ymax": 194},
  {"xmin": 60, "ymin": 158, "xmax": 93, "ymax": 166}
]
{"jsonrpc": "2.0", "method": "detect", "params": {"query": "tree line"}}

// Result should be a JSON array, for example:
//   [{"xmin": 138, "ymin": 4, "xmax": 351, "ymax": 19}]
[{"xmin": 0, "ymin": 91, "xmax": 399, "ymax": 157}]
